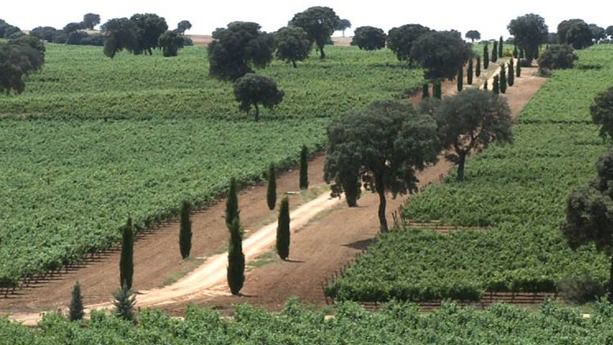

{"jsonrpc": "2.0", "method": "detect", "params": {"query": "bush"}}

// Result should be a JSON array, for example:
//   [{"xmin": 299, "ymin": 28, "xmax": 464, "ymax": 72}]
[
  {"xmin": 558, "ymin": 274, "xmax": 606, "ymax": 304},
  {"xmin": 538, "ymin": 44, "xmax": 577, "ymax": 71}
]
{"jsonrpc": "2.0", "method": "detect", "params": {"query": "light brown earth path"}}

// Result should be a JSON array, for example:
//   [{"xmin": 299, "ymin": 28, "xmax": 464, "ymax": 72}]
[
  {"xmin": 162, "ymin": 66, "xmax": 547, "ymax": 315},
  {"xmin": 0, "ymin": 154, "xmax": 327, "ymax": 313}
]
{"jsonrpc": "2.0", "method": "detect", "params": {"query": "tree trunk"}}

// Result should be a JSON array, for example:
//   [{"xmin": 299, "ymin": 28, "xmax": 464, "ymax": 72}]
[
  {"xmin": 457, "ymin": 153, "xmax": 466, "ymax": 182},
  {"xmin": 375, "ymin": 174, "xmax": 388, "ymax": 232},
  {"xmin": 319, "ymin": 46, "xmax": 325, "ymax": 59},
  {"xmin": 254, "ymin": 104, "xmax": 260, "ymax": 122},
  {"xmin": 292, "ymin": 60, "xmax": 297, "ymax": 68},
  {"xmin": 609, "ymin": 255, "xmax": 613, "ymax": 303}
]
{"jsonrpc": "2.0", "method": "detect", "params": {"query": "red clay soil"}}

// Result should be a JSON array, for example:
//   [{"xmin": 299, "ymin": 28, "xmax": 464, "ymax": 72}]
[
  {"xmin": 0, "ymin": 156, "xmax": 327, "ymax": 313},
  {"xmin": 162, "ymin": 67, "xmax": 547, "ymax": 315}
]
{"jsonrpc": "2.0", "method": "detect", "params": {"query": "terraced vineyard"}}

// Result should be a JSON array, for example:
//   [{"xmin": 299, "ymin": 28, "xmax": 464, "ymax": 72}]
[
  {"xmin": 327, "ymin": 45, "xmax": 613, "ymax": 302},
  {"xmin": 0, "ymin": 44, "xmax": 423, "ymax": 287}
]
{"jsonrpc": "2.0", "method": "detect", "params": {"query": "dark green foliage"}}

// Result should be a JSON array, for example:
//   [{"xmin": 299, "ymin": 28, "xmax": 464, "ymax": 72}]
[
  {"xmin": 63, "ymin": 22, "xmax": 84, "ymax": 34},
  {"xmin": 476, "ymin": 56, "xmax": 481, "ymax": 77},
  {"xmin": 69, "ymin": 281, "xmax": 84, "ymax": 321},
  {"xmin": 558, "ymin": 19, "xmax": 593, "ymax": 49},
  {"xmin": 208, "ymin": 22, "xmax": 274, "ymax": 81},
  {"xmin": 0, "ymin": 36, "xmax": 45, "ymax": 94},
  {"xmin": 508, "ymin": 60, "xmax": 515, "ymax": 86},
  {"xmin": 324, "ymin": 101, "xmax": 440, "ymax": 232},
  {"xmin": 227, "ymin": 218, "xmax": 245, "ymax": 295},
  {"xmin": 0, "ymin": 19, "xmax": 23, "ymax": 39},
  {"xmin": 591, "ymin": 87, "xmax": 613, "ymax": 141},
  {"xmin": 467, "ymin": 59, "xmax": 473, "ymax": 85},
  {"xmin": 513, "ymin": 45, "xmax": 519, "ymax": 58},
  {"xmin": 101, "ymin": 18, "xmax": 138, "ymax": 58},
  {"xmin": 276, "ymin": 197, "xmax": 290, "ymax": 260},
  {"xmin": 225, "ymin": 178, "xmax": 239, "ymax": 229},
  {"xmin": 483, "ymin": 79, "xmax": 488, "ymax": 90},
  {"xmin": 410, "ymin": 30, "xmax": 471, "ymax": 81},
  {"xmin": 434, "ymin": 89, "xmax": 512, "ymax": 181},
  {"xmin": 82, "ymin": 13, "xmax": 101, "ymax": 30},
  {"xmin": 267, "ymin": 163, "xmax": 276, "ymax": 210},
  {"xmin": 289, "ymin": 6, "xmax": 340, "ymax": 59},
  {"xmin": 519, "ymin": 48, "xmax": 525, "ymax": 59},
  {"xmin": 483, "ymin": 44, "xmax": 489, "ymax": 69},
  {"xmin": 492, "ymin": 41, "xmax": 498, "ymax": 62},
  {"xmin": 422, "ymin": 83, "xmax": 430, "ymax": 98},
  {"xmin": 590, "ymin": 24, "xmax": 606, "ymax": 43},
  {"xmin": 498, "ymin": 36, "xmax": 504, "ymax": 57},
  {"xmin": 516, "ymin": 60, "xmax": 522, "ymax": 77},
  {"xmin": 465, "ymin": 30, "xmax": 481, "ymax": 42},
  {"xmin": 159, "ymin": 30, "xmax": 184, "ymax": 57},
  {"xmin": 492, "ymin": 75, "xmax": 500, "ymax": 94},
  {"xmin": 499, "ymin": 64, "xmax": 507, "ymax": 93},
  {"xmin": 337, "ymin": 19, "xmax": 352, "ymax": 37},
  {"xmin": 179, "ymin": 201, "xmax": 192, "ymax": 259},
  {"xmin": 351, "ymin": 26, "xmax": 386, "ymax": 51},
  {"xmin": 558, "ymin": 273, "xmax": 606, "ymax": 304},
  {"xmin": 433, "ymin": 80, "xmax": 442, "ymax": 99},
  {"xmin": 233, "ymin": 73, "xmax": 284, "ymax": 121},
  {"xmin": 508, "ymin": 13, "xmax": 549, "ymax": 61},
  {"xmin": 274, "ymin": 26, "xmax": 311, "ymax": 68},
  {"xmin": 119, "ymin": 217, "xmax": 134, "ymax": 290},
  {"xmin": 538, "ymin": 44, "xmax": 578, "ymax": 71},
  {"xmin": 299, "ymin": 145, "xmax": 309, "ymax": 190},
  {"xmin": 130, "ymin": 13, "xmax": 168, "ymax": 55},
  {"xmin": 456, "ymin": 66, "xmax": 463, "ymax": 92},
  {"xmin": 176, "ymin": 20, "xmax": 192, "ymax": 34},
  {"xmin": 386, "ymin": 24, "xmax": 430, "ymax": 63},
  {"xmin": 30, "ymin": 26, "xmax": 59, "ymax": 42},
  {"xmin": 607, "ymin": 26, "xmax": 613, "ymax": 39},
  {"xmin": 113, "ymin": 285, "xmax": 136, "ymax": 322}
]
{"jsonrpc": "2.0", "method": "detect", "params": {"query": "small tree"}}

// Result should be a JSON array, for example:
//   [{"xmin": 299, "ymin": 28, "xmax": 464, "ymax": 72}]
[
  {"xmin": 233, "ymin": 74, "xmax": 284, "ymax": 122},
  {"xmin": 513, "ymin": 46, "xmax": 519, "ymax": 58},
  {"xmin": 538, "ymin": 44, "xmax": 577, "ymax": 70},
  {"xmin": 467, "ymin": 59, "xmax": 474, "ymax": 85},
  {"xmin": 119, "ymin": 217, "xmax": 134, "ymax": 290},
  {"xmin": 82, "ymin": 13, "xmax": 101, "ymax": 30},
  {"xmin": 130, "ymin": 13, "xmax": 168, "ymax": 55},
  {"xmin": 179, "ymin": 201, "xmax": 192, "ymax": 259},
  {"xmin": 69, "ymin": 281, "xmax": 84, "ymax": 321},
  {"xmin": 101, "ymin": 18, "xmax": 138, "ymax": 58},
  {"xmin": 267, "ymin": 163, "xmax": 277, "ymax": 210},
  {"xmin": 410, "ymin": 30, "xmax": 471, "ymax": 81},
  {"xmin": 276, "ymin": 197, "xmax": 290, "ymax": 260},
  {"xmin": 558, "ymin": 19, "xmax": 593, "ymax": 49},
  {"xmin": 351, "ymin": 26, "xmax": 386, "ymax": 51},
  {"xmin": 499, "ymin": 64, "xmax": 507, "ymax": 93},
  {"xmin": 508, "ymin": 60, "xmax": 515, "ymax": 86},
  {"xmin": 492, "ymin": 41, "xmax": 498, "ymax": 62},
  {"xmin": 337, "ymin": 19, "xmax": 352, "ymax": 37},
  {"xmin": 433, "ymin": 80, "xmax": 442, "ymax": 99},
  {"xmin": 289, "ymin": 6, "xmax": 340, "ymax": 59},
  {"xmin": 591, "ymin": 87, "xmax": 613, "ymax": 140},
  {"xmin": 607, "ymin": 26, "xmax": 613, "ymax": 39},
  {"xmin": 176, "ymin": 20, "xmax": 192, "ymax": 34},
  {"xmin": 508, "ymin": 14, "xmax": 548, "ymax": 62},
  {"xmin": 498, "ymin": 36, "xmax": 504, "ymax": 57},
  {"xmin": 493, "ymin": 75, "xmax": 500, "ymax": 94},
  {"xmin": 227, "ymin": 218, "xmax": 245, "ymax": 295},
  {"xmin": 476, "ymin": 56, "xmax": 481, "ymax": 77},
  {"xmin": 113, "ymin": 285, "xmax": 136, "ymax": 322},
  {"xmin": 457, "ymin": 66, "xmax": 464, "ymax": 92},
  {"xmin": 324, "ymin": 101, "xmax": 440, "ymax": 232},
  {"xmin": 159, "ymin": 30, "xmax": 184, "ymax": 57},
  {"xmin": 275, "ymin": 26, "xmax": 311, "ymax": 68},
  {"xmin": 483, "ymin": 43, "xmax": 490, "ymax": 69},
  {"xmin": 483, "ymin": 79, "xmax": 488, "ymax": 90},
  {"xmin": 422, "ymin": 83, "xmax": 430, "ymax": 98},
  {"xmin": 225, "ymin": 178, "xmax": 239, "ymax": 228},
  {"xmin": 465, "ymin": 30, "xmax": 481, "ymax": 42},
  {"xmin": 516, "ymin": 60, "xmax": 522, "ymax": 77},
  {"xmin": 435, "ymin": 89, "xmax": 513, "ymax": 181},
  {"xmin": 299, "ymin": 145, "xmax": 309, "ymax": 190}
]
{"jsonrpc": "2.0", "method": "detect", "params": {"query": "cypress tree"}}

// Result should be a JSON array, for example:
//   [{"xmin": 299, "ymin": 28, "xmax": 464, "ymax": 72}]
[
  {"xmin": 266, "ymin": 163, "xmax": 276, "ymax": 210},
  {"xmin": 492, "ymin": 41, "xmax": 498, "ymax": 62},
  {"xmin": 467, "ymin": 59, "xmax": 474, "ymax": 85},
  {"xmin": 227, "ymin": 217, "xmax": 245, "ymax": 295},
  {"xmin": 508, "ymin": 60, "xmax": 515, "ymax": 86},
  {"xmin": 422, "ymin": 83, "xmax": 430, "ymax": 98},
  {"xmin": 513, "ymin": 46, "xmax": 519, "ymax": 58},
  {"xmin": 500, "ymin": 65, "xmax": 507, "ymax": 94},
  {"xmin": 276, "ymin": 197, "xmax": 290, "ymax": 260},
  {"xmin": 113, "ymin": 285, "xmax": 136, "ymax": 322},
  {"xmin": 498, "ymin": 36, "xmax": 503, "ymax": 57},
  {"xmin": 516, "ymin": 60, "xmax": 522, "ymax": 78},
  {"xmin": 225, "ymin": 178, "xmax": 239, "ymax": 228},
  {"xmin": 483, "ymin": 44, "xmax": 490, "ymax": 69},
  {"xmin": 457, "ymin": 67, "xmax": 463, "ymax": 92},
  {"xmin": 493, "ymin": 75, "xmax": 500, "ymax": 94},
  {"xmin": 433, "ymin": 80, "xmax": 442, "ymax": 99},
  {"xmin": 179, "ymin": 201, "xmax": 192, "ymax": 259},
  {"xmin": 69, "ymin": 281, "xmax": 84, "ymax": 321},
  {"xmin": 519, "ymin": 49, "xmax": 525, "ymax": 59},
  {"xmin": 476, "ymin": 56, "xmax": 481, "ymax": 77},
  {"xmin": 483, "ymin": 79, "xmax": 488, "ymax": 90},
  {"xmin": 535, "ymin": 46, "xmax": 539, "ymax": 59},
  {"xmin": 119, "ymin": 217, "xmax": 134, "ymax": 290},
  {"xmin": 299, "ymin": 145, "xmax": 309, "ymax": 190}
]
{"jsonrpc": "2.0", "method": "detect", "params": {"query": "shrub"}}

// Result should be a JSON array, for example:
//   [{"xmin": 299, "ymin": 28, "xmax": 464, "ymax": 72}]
[
  {"xmin": 558, "ymin": 274, "xmax": 606, "ymax": 304},
  {"xmin": 538, "ymin": 44, "xmax": 578, "ymax": 71}
]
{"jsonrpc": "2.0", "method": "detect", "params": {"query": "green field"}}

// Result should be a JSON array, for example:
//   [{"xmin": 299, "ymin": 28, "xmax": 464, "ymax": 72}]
[
  {"xmin": 3, "ymin": 301, "xmax": 613, "ymax": 344},
  {"xmin": 0, "ymin": 44, "xmax": 423, "ymax": 286},
  {"xmin": 327, "ymin": 45, "xmax": 613, "ymax": 302}
]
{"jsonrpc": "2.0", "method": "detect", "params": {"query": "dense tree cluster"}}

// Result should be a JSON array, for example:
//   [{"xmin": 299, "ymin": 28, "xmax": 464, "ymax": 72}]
[
  {"xmin": 558, "ymin": 19, "xmax": 594, "ymax": 49},
  {"xmin": 508, "ymin": 13, "xmax": 548, "ymax": 62},
  {"xmin": 410, "ymin": 30, "xmax": 471, "ymax": 81},
  {"xmin": 159, "ymin": 30, "xmax": 184, "ymax": 57},
  {"xmin": 538, "ymin": 44, "xmax": 578, "ymax": 71},
  {"xmin": 102, "ymin": 18, "xmax": 138, "ymax": 58},
  {"xmin": 0, "ymin": 35, "xmax": 45, "ymax": 94},
  {"xmin": 386, "ymin": 24, "xmax": 430, "ymax": 63},
  {"xmin": 351, "ymin": 26, "xmax": 387, "ymax": 51},
  {"xmin": 130, "ymin": 13, "xmax": 168, "ymax": 55},
  {"xmin": 0, "ymin": 19, "xmax": 23, "ymax": 39},
  {"xmin": 290, "ymin": 6, "xmax": 340, "ymax": 59}
]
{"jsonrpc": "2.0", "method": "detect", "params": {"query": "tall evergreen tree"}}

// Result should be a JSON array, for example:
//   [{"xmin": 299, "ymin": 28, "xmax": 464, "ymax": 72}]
[
  {"xmin": 227, "ymin": 218, "xmax": 245, "ymax": 295},
  {"xmin": 179, "ymin": 201, "xmax": 192, "ymax": 259},
  {"xmin": 508, "ymin": 60, "xmax": 515, "ymax": 86},
  {"xmin": 500, "ymin": 65, "xmax": 507, "ymax": 94},
  {"xmin": 516, "ymin": 60, "xmax": 522, "ymax": 77},
  {"xmin": 519, "ymin": 48, "xmax": 525, "ymax": 59},
  {"xmin": 113, "ymin": 285, "xmax": 136, "ymax": 322},
  {"xmin": 493, "ymin": 75, "xmax": 500, "ymax": 94},
  {"xmin": 457, "ymin": 67, "xmax": 464, "ymax": 92},
  {"xmin": 476, "ymin": 56, "xmax": 481, "ymax": 77},
  {"xmin": 69, "ymin": 281, "xmax": 84, "ymax": 321},
  {"xmin": 492, "ymin": 41, "xmax": 498, "ymax": 62},
  {"xmin": 467, "ymin": 59, "xmax": 474, "ymax": 85},
  {"xmin": 267, "ymin": 163, "xmax": 277, "ymax": 210},
  {"xmin": 513, "ymin": 45, "xmax": 519, "ymax": 58},
  {"xmin": 225, "ymin": 178, "xmax": 239, "ymax": 228},
  {"xmin": 483, "ymin": 44, "xmax": 490, "ymax": 69},
  {"xmin": 299, "ymin": 145, "xmax": 309, "ymax": 190},
  {"xmin": 422, "ymin": 83, "xmax": 430, "ymax": 98},
  {"xmin": 483, "ymin": 79, "xmax": 488, "ymax": 90},
  {"xmin": 498, "ymin": 36, "xmax": 504, "ymax": 57},
  {"xmin": 276, "ymin": 197, "xmax": 290, "ymax": 260},
  {"xmin": 119, "ymin": 217, "xmax": 134, "ymax": 290},
  {"xmin": 433, "ymin": 80, "xmax": 442, "ymax": 99}
]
